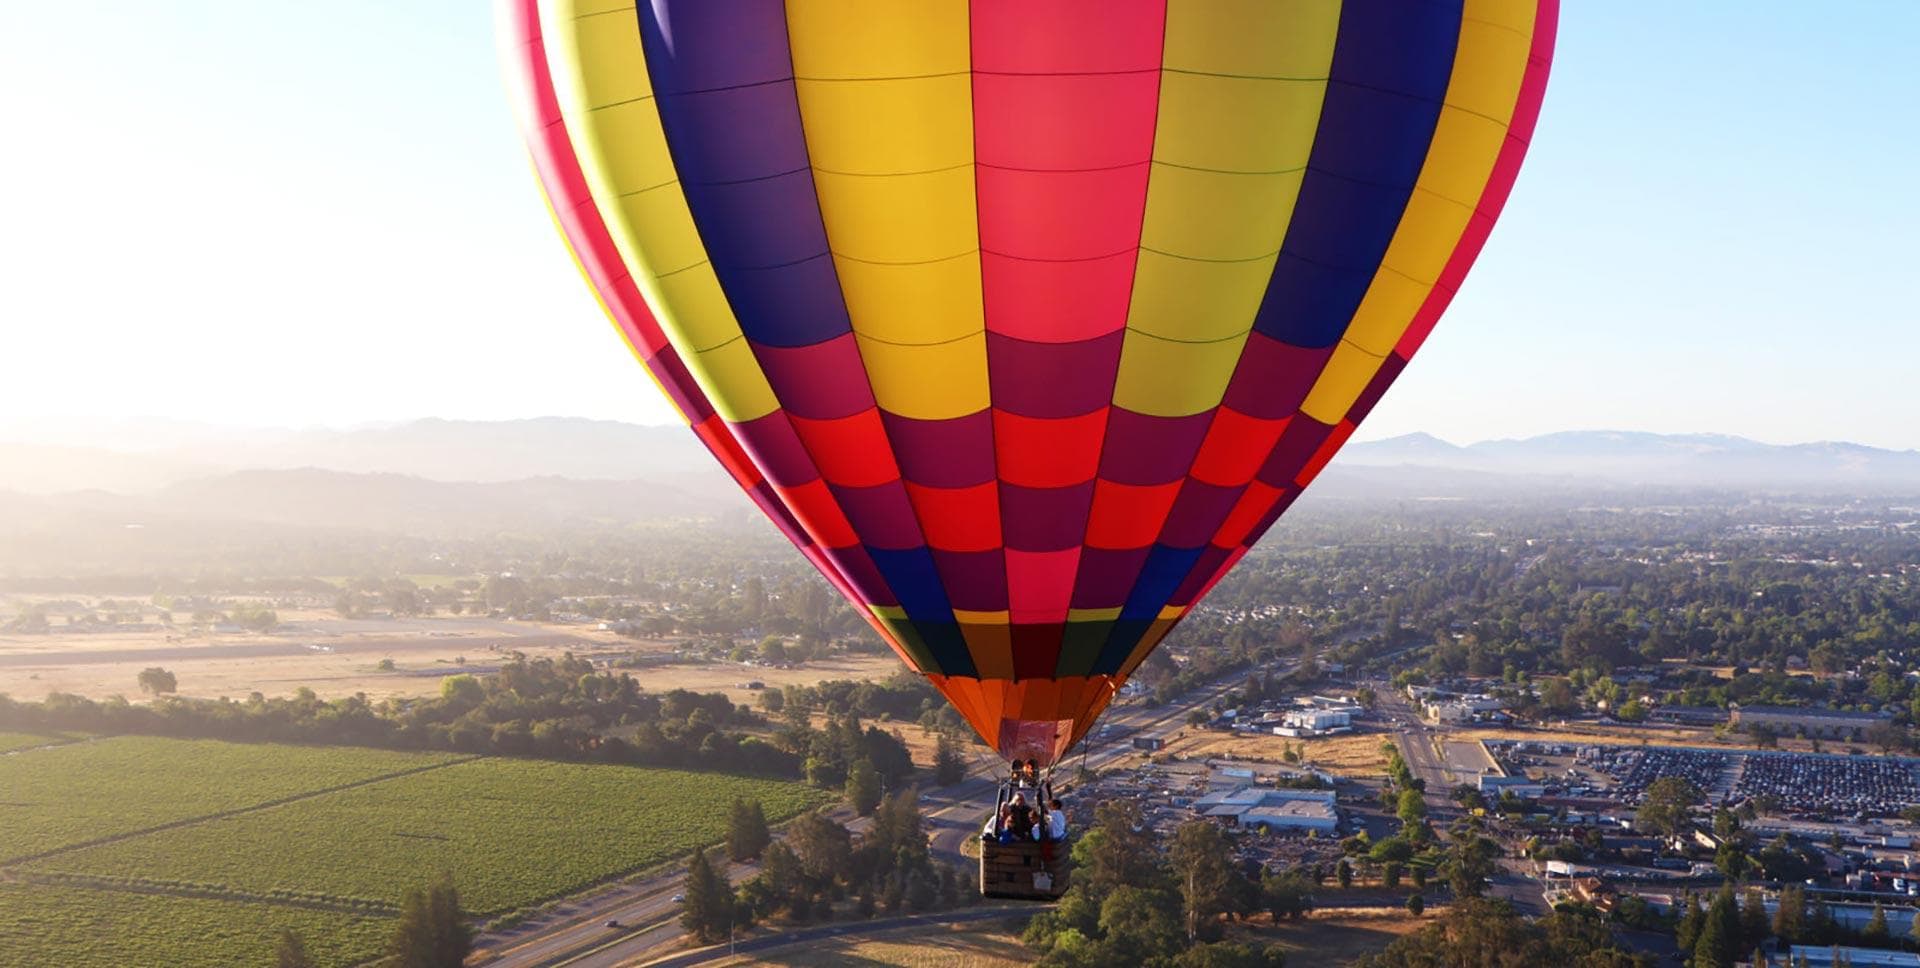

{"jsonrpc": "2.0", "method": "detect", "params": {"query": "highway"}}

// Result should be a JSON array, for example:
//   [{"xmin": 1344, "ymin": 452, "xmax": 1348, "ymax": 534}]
[{"xmin": 471, "ymin": 669, "xmax": 1251, "ymax": 967}]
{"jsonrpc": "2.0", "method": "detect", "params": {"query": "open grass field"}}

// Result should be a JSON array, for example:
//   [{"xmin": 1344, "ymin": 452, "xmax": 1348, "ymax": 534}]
[
  {"xmin": 1153, "ymin": 728, "xmax": 1392, "ymax": 778},
  {"xmin": 0, "ymin": 737, "xmax": 827, "ymax": 967},
  {"xmin": 0, "ymin": 614, "xmax": 621, "ymax": 702},
  {"xmin": 624, "ymin": 650, "xmax": 907, "ymax": 709},
  {"xmin": 0, "ymin": 605, "xmax": 903, "ymax": 709},
  {"xmin": 0, "ymin": 737, "xmax": 461, "ymax": 863},
  {"xmin": 1254, "ymin": 906, "xmax": 1429, "ymax": 963},
  {"xmin": 0, "ymin": 884, "xmax": 390, "ymax": 968},
  {"xmin": 712, "ymin": 920, "xmax": 1034, "ymax": 968},
  {"xmin": 27, "ymin": 757, "xmax": 830, "ymax": 915}
]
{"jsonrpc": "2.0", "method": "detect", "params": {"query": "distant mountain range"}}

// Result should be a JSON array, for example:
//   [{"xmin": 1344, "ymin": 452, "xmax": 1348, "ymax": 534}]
[
  {"xmin": 1341, "ymin": 431, "xmax": 1920, "ymax": 489},
  {"xmin": 1, "ymin": 419, "xmax": 1916, "ymax": 498},
  {"xmin": 0, "ymin": 418, "xmax": 715, "ymax": 494}
]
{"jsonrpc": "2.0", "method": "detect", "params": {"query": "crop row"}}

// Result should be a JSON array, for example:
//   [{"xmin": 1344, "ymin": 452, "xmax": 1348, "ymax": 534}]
[
  {"xmin": 0, "ymin": 736, "xmax": 462, "ymax": 862},
  {"xmin": 28, "ymin": 757, "xmax": 831, "ymax": 915},
  {"xmin": 0, "ymin": 883, "xmax": 390, "ymax": 968}
]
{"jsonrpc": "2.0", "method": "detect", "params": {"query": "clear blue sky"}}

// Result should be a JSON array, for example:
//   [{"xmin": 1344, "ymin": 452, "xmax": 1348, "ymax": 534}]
[{"xmin": 1, "ymin": 2, "xmax": 1914, "ymax": 448}]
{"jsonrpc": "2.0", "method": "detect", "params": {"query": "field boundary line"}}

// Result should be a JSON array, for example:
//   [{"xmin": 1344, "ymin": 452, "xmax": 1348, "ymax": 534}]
[
  {"xmin": 0, "ymin": 733, "xmax": 93, "ymax": 756},
  {"xmin": 471, "ymin": 791, "xmax": 836, "ymax": 953},
  {"xmin": 2, "ymin": 753, "xmax": 485, "ymax": 867},
  {"xmin": 2, "ymin": 868, "xmax": 401, "ymax": 917}
]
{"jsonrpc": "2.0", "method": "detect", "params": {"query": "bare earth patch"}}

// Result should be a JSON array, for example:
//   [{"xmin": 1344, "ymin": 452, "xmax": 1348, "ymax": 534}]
[
  {"xmin": 0, "ymin": 609, "xmax": 907, "ymax": 706},
  {"xmin": 708, "ymin": 920, "xmax": 1033, "ymax": 968},
  {"xmin": 1252, "ymin": 906, "xmax": 1429, "ymax": 963},
  {"xmin": 1153, "ymin": 728, "xmax": 1392, "ymax": 778}
]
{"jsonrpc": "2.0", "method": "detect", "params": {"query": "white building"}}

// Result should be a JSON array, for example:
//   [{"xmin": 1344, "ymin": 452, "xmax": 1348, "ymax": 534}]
[
  {"xmin": 1788, "ymin": 945, "xmax": 1920, "ymax": 967},
  {"xmin": 1426, "ymin": 696, "xmax": 1506, "ymax": 723},
  {"xmin": 1288, "ymin": 709, "xmax": 1352, "ymax": 731},
  {"xmin": 1193, "ymin": 786, "xmax": 1339, "ymax": 834},
  {"xmin": 1478, "ymin": 775, "xmax": 1545, "ymax": 799}
]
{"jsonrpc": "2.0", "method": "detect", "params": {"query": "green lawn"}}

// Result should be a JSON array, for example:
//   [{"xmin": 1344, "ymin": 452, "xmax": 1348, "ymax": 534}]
[
  {"xmin": 28, "ymin": 757, "xmax": 829, "ymax": 915},
  {"xmin": 0, "ymin": 884, "xmax": 388, "ymax": 968},
  {"xmin": 0, "ymin": 737, "xmax": 461, "ymax": 863}
]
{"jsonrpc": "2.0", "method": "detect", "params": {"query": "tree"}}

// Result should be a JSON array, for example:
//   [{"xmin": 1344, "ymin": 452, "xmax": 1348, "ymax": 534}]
[
  {"xmin": 727, "ymin": 797, "xmax": 771, "ymax": 862},
  {"xmin": 1540, "ymin": 678, "xmax": 1578, "ymax": 713},
  {"xmin": 1079, "ymin": 800, "xmax": 1170, "ymax": 900},
  {"xmin": 439, "ymin": 674, "xmax": 484, "ymax": 709},
  {"xmin": 679, "ymin": 848, "xmax": 735, "ymax": 944},
  {"xmin": 1716, "ymin": 843, "xmax": 1749, "ymax": 881},
  {"xmin": 1636, "ymin": 776, "xmax": 1703, "ymax": 837},
  {"xmin": 385, "ymin": 873, "xmax": 470, "ymax": 968},
  {"xmin": 1691, "ymin": 885, "xmax": 1739, "ymax": 968},
  {"xmin": 275, "ymin": 929, "xmax": 315, "ymax": 968},
  {"xmin": 1336, "ymin": 858, "xmax": 1353, "ymax": 889},
  {"xmin": 933, "ymin": 731, "xmax": 967, "ymax": 786},
  {"xmin": 1099, "ymin": 885, "xmax": 1186, "ymax": 966},
  {"xmin": 1863, "ymin": 903, "xmax": 1889, "ymax": 942},
  {"xmin": 787, "ymin": 811, "xmax": 852, "ymax": 887},
  {"xmin": 1259, "ymin": 867, "xmax": 1313, "ymax": 922},
  {"xmin": 1170, "ymin": 821, "xmax": 1237, "ymax": 943},
  {"xmin": 1677, "ymin": 892, "xmax": 1705, "ymax": 954},
  {"xmin": 1359, "ymin": 899, "xmax": 1640, "ymax": 968},
  {"xmin": 137, "ymin": 667, "xmax": 177, "ymax": 695},
  {"xmin": 1442, "ymin": 835, "xmax": 1500, "ymax": 899},
  {"xmin": 1405, "ymin": 893, "xmax": 1425, "ymax": 917},
  {"xmin": 1771, "ymin": 884, "xmax": 1805, "ymax": 941},
  {"xmin": 1396, "ymin": 788, "xmax": 1427, "ymax": 827},
  {"xmin": 845, "ymin": 757, "xmax": 882, "ymax": 816},
  {"xmin": 1173, "ymin": 942, "xmax": 1289, "ymax": 968},
  {"xmin": 1740, "ymin": 887, "xmax": 1771, "ymax": 954}
]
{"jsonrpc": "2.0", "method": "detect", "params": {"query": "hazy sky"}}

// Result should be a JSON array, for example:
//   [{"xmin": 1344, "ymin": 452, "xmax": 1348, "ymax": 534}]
[{"xmin": 2, "ymin": 2, "xmax": 1915, "ymax": 448}]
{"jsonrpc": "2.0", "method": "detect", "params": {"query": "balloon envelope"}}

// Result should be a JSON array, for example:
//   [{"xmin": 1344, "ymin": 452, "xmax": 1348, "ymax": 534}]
[{"xmin": 499, "ymin": 0, "xmax": 1557, "ymax": 766}]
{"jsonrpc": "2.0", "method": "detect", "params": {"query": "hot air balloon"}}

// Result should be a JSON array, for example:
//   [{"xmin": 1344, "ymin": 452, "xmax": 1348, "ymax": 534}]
[{"xmin": 498, "ymin": 0, "xmax": 1556, "ymax": 777}]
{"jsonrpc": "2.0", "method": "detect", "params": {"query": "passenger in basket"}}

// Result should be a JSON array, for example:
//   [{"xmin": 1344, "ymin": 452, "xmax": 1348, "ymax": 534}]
[{"xmin": 1007, "ymin": 792, "xmax": 1034, "ymax": 840}]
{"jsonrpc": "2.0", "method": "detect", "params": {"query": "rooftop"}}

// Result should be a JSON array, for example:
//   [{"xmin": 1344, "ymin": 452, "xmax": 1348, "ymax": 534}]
[{"xmin": 1734, "ymin": 704, "xmax": 1890, "ymax": 722}]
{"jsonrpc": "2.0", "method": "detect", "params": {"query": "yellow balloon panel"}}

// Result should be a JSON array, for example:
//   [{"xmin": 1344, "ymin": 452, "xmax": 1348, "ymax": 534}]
[
  {"xmin": 854, "ymin": 332, "xmax": 990, "ymax": 420},
  {"xmin": 1113, "ymin": 329, "xmax": 1250, "ymax": 417}
]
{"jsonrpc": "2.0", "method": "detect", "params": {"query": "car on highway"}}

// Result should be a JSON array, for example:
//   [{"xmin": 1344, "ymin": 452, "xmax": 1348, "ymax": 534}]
[
  {"xmin": 671, "ymin": 894, "xmax": 685, "ymax": 904},
  {"xmin": 604, "ymin": 919, "xmax": 620, "ymax": 929}
]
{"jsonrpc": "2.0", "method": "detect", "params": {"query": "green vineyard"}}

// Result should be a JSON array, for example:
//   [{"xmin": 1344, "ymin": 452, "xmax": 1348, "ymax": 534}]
[{"xmin": 0, "ymin": 736, "xmax": 826, "ymax": 967}]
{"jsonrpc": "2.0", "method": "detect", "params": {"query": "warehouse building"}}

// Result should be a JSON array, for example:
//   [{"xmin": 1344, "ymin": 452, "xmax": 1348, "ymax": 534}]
[
  {"xmin": 1193, "ymin": 786, "xmax": 1339, "ymax": 834},
  {"xmin": 1730, "ymin": 704, "xmax": 1891, "ymax": 740}
]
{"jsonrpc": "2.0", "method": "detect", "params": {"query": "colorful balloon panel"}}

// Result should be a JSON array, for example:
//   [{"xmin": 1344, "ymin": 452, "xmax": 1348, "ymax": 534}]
[{"xmin": 499, "ymin": 0, "xmax": 1558, "ymax": 766}]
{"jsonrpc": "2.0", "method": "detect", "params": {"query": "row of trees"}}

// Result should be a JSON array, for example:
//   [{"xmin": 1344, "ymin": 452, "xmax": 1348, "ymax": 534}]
[
  {"xmin": 0, "ymin": 654, "xmax": 800, "ymax": 776},
  {"xmin": 274, "ymin": 874, "xmax": 470, "ymax": 968},
  {"xmin": 681, "ymin": 790, "xmax": 971, "ymax": 943},
  {"xmin": 1358, "ymin": 898, "xmax": 1649, "ymax": 967},
  {"xmin": 1023, "ymin": 801, "xmax": 1312, "ymax": 968}
]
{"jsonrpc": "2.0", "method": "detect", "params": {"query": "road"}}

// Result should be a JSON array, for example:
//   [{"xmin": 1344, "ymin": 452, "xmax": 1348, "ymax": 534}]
[
  {"xmin": 471, "ymin": 670, "xmax": 1251, "ymax": 967},
  {"xmin": 1371, "ymin": 681, "xmax": 1452, "ymax": 800},
  {"xmin": 1369, "ymin": 681, "xmax": 1555, "ymax": 916}
]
